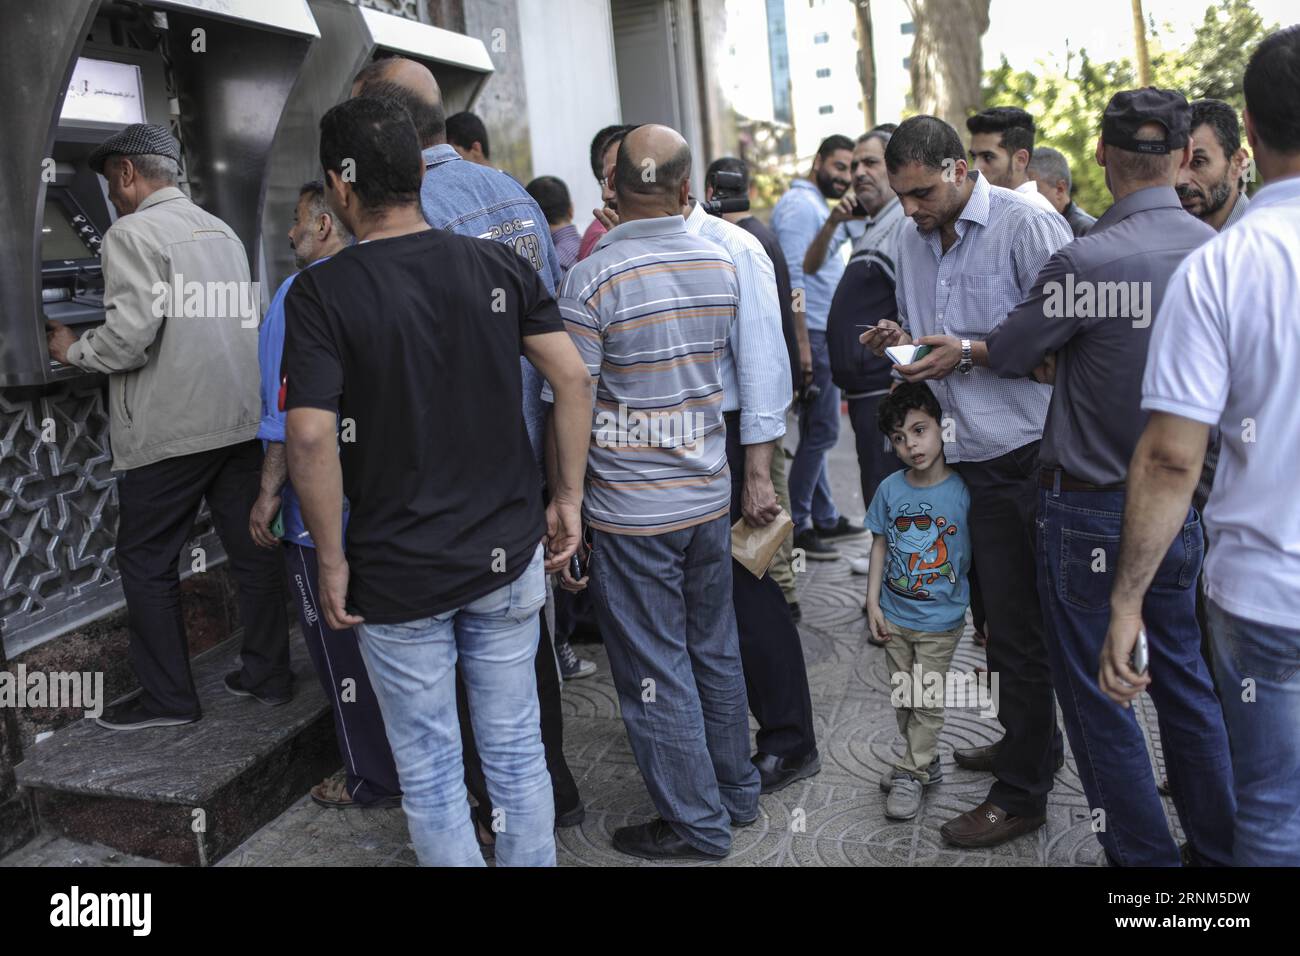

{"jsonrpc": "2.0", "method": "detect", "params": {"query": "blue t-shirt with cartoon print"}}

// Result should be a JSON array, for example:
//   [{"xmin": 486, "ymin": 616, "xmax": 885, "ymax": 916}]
[{"xmin": 865, "ymin": 470, "xmax": 972, "ymax": 632}]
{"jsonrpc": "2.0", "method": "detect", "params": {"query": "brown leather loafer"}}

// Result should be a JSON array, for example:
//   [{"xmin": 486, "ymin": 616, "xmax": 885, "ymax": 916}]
[
  {"xmin": 953, "ymin": 739, "xmax": 1066, "ymax": 774},
  {"xmin": 953, "ymin": 739, "xmax": 1003, "ymax": 772},
  {"xmin": 940, "ymin": 801, "xmax": 1045, "ymax": 848}
]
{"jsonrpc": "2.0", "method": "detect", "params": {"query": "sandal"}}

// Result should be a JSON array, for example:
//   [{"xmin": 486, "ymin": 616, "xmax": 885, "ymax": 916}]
[{"xmin": 310, "ymin": 769, "xmax": 355, "ymax": 809}]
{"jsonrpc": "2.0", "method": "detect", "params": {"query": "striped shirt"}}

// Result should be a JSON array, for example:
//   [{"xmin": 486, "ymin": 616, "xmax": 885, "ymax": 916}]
[
  {"xmin": 552, "ymin": 215, "xmax": 738, "ymax": 535},
  {"xmin": 684, "ymin": 200, "xmax": 790, "ymax": 443},
  {"xmin": 552, "ymin": 223, "xmax": 581, "ymax": 275},
  {"xmin": 896, "ymin": 170, "xmax": 1073, "ymax": 462}
]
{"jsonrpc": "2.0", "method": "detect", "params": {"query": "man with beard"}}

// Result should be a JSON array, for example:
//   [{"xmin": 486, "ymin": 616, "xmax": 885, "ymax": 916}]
[
  {"xmin": 772, "ymin": 135, "xmax": 866, "ymax": 562},
  {"xmin": 1177, "ymin": 99, "xmax": 1252, "ymax": 232},
  {"xmin": 824, "ymin": 129, "xmax": 906, "ymax": 521},
  {"xmin": 1174, "ymin": 99, "xmax": 1254, "ymax": 696}
]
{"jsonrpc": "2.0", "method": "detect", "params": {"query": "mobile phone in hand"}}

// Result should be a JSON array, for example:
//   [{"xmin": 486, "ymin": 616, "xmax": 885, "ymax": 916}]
[
  {"xmin": 1130, "ymin": 627, "xmax": 1149, "ymax": 675},
  {"xmin": 885, "ymin": 344, "xmax": 932, "ymax": 366}
]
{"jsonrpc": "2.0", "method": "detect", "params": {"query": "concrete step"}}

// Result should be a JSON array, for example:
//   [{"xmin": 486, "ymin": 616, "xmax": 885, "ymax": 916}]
[{"xmin": 14, "ymin": 633, "xmax": 338, "ymax": 866}]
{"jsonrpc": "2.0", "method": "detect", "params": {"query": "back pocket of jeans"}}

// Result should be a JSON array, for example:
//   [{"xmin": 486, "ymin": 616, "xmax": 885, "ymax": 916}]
[
  {"xmin": 508, "ymin": 544, "xmax": 546, "ymax": 620},
  {"xmin": 1060, "ymin": 528, "xmax": 1119, "ymax": 611}
]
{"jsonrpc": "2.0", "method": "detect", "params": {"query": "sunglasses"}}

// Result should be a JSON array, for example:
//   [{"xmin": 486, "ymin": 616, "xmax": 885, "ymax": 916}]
[{"xmin": 894, "ymin": 515, "xmax": 933, "ymax": 531}]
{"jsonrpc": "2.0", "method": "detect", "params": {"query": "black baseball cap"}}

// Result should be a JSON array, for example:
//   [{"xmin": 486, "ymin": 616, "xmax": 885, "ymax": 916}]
[{"xmin": 1101, "ymin": 87, "xmax": 1191, "ymax": 154}]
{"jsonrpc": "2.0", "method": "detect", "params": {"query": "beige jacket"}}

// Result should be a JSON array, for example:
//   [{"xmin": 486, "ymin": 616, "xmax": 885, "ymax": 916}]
[{"xmin": 68, "ymin": 187, "xmax": 261, "ymax": 471}]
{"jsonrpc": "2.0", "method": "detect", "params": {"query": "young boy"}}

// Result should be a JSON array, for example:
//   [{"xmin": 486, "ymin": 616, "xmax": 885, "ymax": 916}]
[{"xmin": 864, "ymin": 383, "xmax": 972, "ymax": 821}]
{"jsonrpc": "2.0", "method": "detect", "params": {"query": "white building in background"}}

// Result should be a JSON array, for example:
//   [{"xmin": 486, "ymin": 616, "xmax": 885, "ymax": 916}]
[
  {"xmin": 782, "ymin": 0, "xmax": 864, "ymax": 161},
  {"xmin": 517, "ymin": 0, "xmax": 622, "ymax": 232},
  {"xmin": 872, "ymin": 0, "xmax": 914, "ymax": 124},
  {"xmin": 718, "ymin": 0, "xmax": 776, "ymax": 125}
]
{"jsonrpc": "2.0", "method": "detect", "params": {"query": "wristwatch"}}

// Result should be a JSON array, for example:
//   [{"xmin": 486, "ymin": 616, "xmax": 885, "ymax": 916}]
[{"xmin": 958, "ymin": 339, "xmax": 974, "ymax": 375}]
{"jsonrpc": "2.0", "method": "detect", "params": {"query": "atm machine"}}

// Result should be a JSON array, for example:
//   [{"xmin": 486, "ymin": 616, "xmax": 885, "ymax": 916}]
[
  {"xmin": 261, "ymin": 0, "xmax": 496, "ymax": 290},
  {"xmin": 0, "ymin": 0, "xmax": 319, "ymax": 653}
]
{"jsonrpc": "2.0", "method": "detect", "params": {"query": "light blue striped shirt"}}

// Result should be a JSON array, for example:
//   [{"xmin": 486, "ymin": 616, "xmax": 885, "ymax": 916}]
[
  {"xmin": 684, "ymin": 200, "xmax": 790, "ymax": 444},
  {"xmin": 895, "ymin": 170, "xmax": 1073, "ymax": 462}
]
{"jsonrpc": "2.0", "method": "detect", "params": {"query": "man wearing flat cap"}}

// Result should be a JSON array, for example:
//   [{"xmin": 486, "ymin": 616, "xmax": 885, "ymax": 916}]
[
  {"xmin": 985, "ymin": 88, "xmax": 1235, "ymax": 866},
  {"xmin": 47, "ymin": 123, "xmax": 292, "ymax": 731}
]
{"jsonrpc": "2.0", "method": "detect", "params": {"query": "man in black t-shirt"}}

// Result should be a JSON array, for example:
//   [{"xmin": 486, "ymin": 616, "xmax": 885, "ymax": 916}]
[{"xmin": 284, "ymin": 97, "xmax": 593, "ymax": 867}]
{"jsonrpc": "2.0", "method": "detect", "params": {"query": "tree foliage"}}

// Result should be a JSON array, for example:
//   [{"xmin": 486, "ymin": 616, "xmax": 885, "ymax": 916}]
[{"xmin": 982, "ymin": 0, "xmax": 1273, "ymax": 217}]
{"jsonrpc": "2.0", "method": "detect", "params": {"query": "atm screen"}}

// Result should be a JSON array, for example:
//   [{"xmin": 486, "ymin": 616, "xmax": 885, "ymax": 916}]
[
  {"xmin": 42, "ymin": 198, "xmax": 97, "ymax": 262},
  {"xmin": 60, "ymin": 57, "xmax": 145, "ymax": 126}
]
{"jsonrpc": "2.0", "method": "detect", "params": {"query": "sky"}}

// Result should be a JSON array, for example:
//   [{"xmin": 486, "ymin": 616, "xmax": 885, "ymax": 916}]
[{"xmin": 871, "ymin": 0, "xmax": 1300, "ymax": 123}]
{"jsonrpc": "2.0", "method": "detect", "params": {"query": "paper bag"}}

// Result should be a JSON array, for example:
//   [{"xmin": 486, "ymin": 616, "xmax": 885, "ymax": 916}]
[{"xmin": 731, "ymin": 508, "xmax": 794, "ymax": 578}]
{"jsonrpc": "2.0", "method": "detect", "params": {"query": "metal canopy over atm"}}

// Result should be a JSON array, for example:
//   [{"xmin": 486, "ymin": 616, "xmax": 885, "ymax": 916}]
[
  {"xmin": 0, "ymin": 0, "xmax": 319, "ymax": 388},
  {"xmin": 261, "ymin": 0, "xmax": 496, "ymax": 290}
]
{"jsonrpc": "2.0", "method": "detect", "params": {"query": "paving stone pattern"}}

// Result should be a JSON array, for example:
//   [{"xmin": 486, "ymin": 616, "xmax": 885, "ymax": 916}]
[
  {"xmin": 3, "ymin": 419, "xmax": 1182, "ymax": 867},
  {"xmin": 215, "ymin": 426, "xmax": 1182, "ymax": 867}
]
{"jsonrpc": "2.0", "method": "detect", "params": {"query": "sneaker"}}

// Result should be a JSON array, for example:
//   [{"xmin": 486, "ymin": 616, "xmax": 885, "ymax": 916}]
[
  {"xmin": 847, "ymin": 555, "xmax": 871, "ymax": 575},
  {"xmin": 555, "ymin": 639, "xmax": 597, "ymax": 680},
  {"xmin": 793, "ymin": 528, "xmax": 839, "ymax": 561},
  {"xmin": 885, "ymin": 774, "xmax": 924, "ymax": 820},
  {"xmin": 95, "ymin": 698, "xmax": 199, "ymax": 731},
  {"xmin": 815, "ymin": 516, "xmax": 868, "ymax": 542},
  {"xmin": 223, "ymin": 671, "xmax": 292, "ymax": 706},
  {"xmin": 880, "ymin": 756, "xmax": 943, "ymax": 791}
]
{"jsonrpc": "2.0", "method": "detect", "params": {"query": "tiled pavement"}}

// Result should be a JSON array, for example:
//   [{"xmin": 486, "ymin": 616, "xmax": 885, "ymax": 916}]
[
  {"xmin": 212, "ymin": 419, "xmax": 1181, "ymax": 868},
  {"xmin": 4, "ymin": 416, "xmax": 1182, "ymax": 867}
]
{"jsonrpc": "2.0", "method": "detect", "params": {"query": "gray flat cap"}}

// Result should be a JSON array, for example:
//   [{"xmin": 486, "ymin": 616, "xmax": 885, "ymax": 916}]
[{"xmin": 88, "ymin": 123, "xmax": 181, "ymax": 174}]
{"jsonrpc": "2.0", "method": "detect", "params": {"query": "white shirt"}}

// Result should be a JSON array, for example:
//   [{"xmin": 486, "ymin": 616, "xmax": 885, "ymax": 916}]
[
  {"xmin": 1141, "ymin": 174, "xmax": 1300, "ymax": 630},
  {"xmin": 684, "ymin": 201, "xmax": 790, "ymax": 443},
  {"xmin": 1015, "ymin": 178, "xmax": 1060, "ymax": 215}
]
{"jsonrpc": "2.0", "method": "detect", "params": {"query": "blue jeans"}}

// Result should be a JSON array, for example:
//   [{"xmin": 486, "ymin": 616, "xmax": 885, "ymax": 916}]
[
  {"xmin": 1036, "ymin": 489, "xmax": 1235, "ymax": 866},
  {"xmin": 588, "ymin": 515, "xmax": 760, "ymax": 856},
  {"xmin": 789, "ymin": 330, "xmax": 841, "ymax": 532},
  {"xmin": 356, "ymin": 544, "xmax": 555, "ymax": 867},
  {"xmin": 1207, "ymin": 599, "xmax": 1300, "ymax": 865}
]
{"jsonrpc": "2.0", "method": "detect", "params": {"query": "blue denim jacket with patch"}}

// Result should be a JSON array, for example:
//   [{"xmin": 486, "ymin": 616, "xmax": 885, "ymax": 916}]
[{"xmin": 420, "ymin": 145, "xmax": 563, "ymax": 468}]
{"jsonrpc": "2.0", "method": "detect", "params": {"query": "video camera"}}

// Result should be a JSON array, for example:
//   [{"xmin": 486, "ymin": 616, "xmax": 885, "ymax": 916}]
[{"xmin": 701, "ymin": 169, "xmax": 750, "ymax": 216}]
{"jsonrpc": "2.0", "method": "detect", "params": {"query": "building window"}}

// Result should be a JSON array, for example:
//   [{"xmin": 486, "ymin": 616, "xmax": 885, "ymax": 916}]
[
  {"xmin": 813, "ymin": 31, "xmax": 829, "ymax": 44},
  {"xmin": 816, "ymin": 67, "xmax": 831, "ymax": 78},
  {"xmin": 818, "ymin": 105, "xmax": 834, "ymax": 115}
]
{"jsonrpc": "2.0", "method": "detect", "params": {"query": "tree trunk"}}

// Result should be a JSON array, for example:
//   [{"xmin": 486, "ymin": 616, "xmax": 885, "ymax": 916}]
[
  {"xmin": 905, "ymin": 0, "xmax": 991, "ymax": 137},
  {"xmin": 1130, "ymin": 0, "xmax": 1152, "ymax": 86},
  {"xmin": 856, "ymin": 0, "xmax": 877, "ymax": 129}
]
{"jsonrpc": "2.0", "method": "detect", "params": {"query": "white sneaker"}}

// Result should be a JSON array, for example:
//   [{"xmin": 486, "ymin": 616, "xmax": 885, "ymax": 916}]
[{"xmin": 847, "ymin": 556, "xmax": 871, "ymax": 575}]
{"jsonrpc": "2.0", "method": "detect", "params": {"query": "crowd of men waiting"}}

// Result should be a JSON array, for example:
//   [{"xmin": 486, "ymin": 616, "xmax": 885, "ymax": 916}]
[{"xmin": 42, "ymin": 25, "xmax": 1300, "ymax": 868}]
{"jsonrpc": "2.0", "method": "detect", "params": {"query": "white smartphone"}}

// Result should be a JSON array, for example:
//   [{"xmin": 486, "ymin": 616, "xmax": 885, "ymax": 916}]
[{"xmin": 885, "ymin": 344, "xmax": 931, "ymax": 366}]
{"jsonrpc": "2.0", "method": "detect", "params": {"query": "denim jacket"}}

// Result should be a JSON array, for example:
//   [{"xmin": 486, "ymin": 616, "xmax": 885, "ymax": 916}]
[{"xmin": 420, "ymin": 145, "xmax": 562, "ymax": 465}]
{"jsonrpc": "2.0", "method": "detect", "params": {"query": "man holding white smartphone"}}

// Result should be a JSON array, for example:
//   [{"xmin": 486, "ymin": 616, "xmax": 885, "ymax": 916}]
[{"xmin": 859, "ymin": 115, "xmax": 1072, "ymax": 850}]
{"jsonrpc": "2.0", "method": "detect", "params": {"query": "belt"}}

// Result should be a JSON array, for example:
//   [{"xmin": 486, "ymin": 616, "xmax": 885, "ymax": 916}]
[{"xmin": 1038, "ymin": 469, "xmax": 1126, "ymax": 493}]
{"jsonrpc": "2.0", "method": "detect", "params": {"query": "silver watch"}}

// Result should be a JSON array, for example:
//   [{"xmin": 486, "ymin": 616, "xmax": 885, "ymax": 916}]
[{"xmin": 958, "ymin": 339, "xmax": 974, "ymax": 375}]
